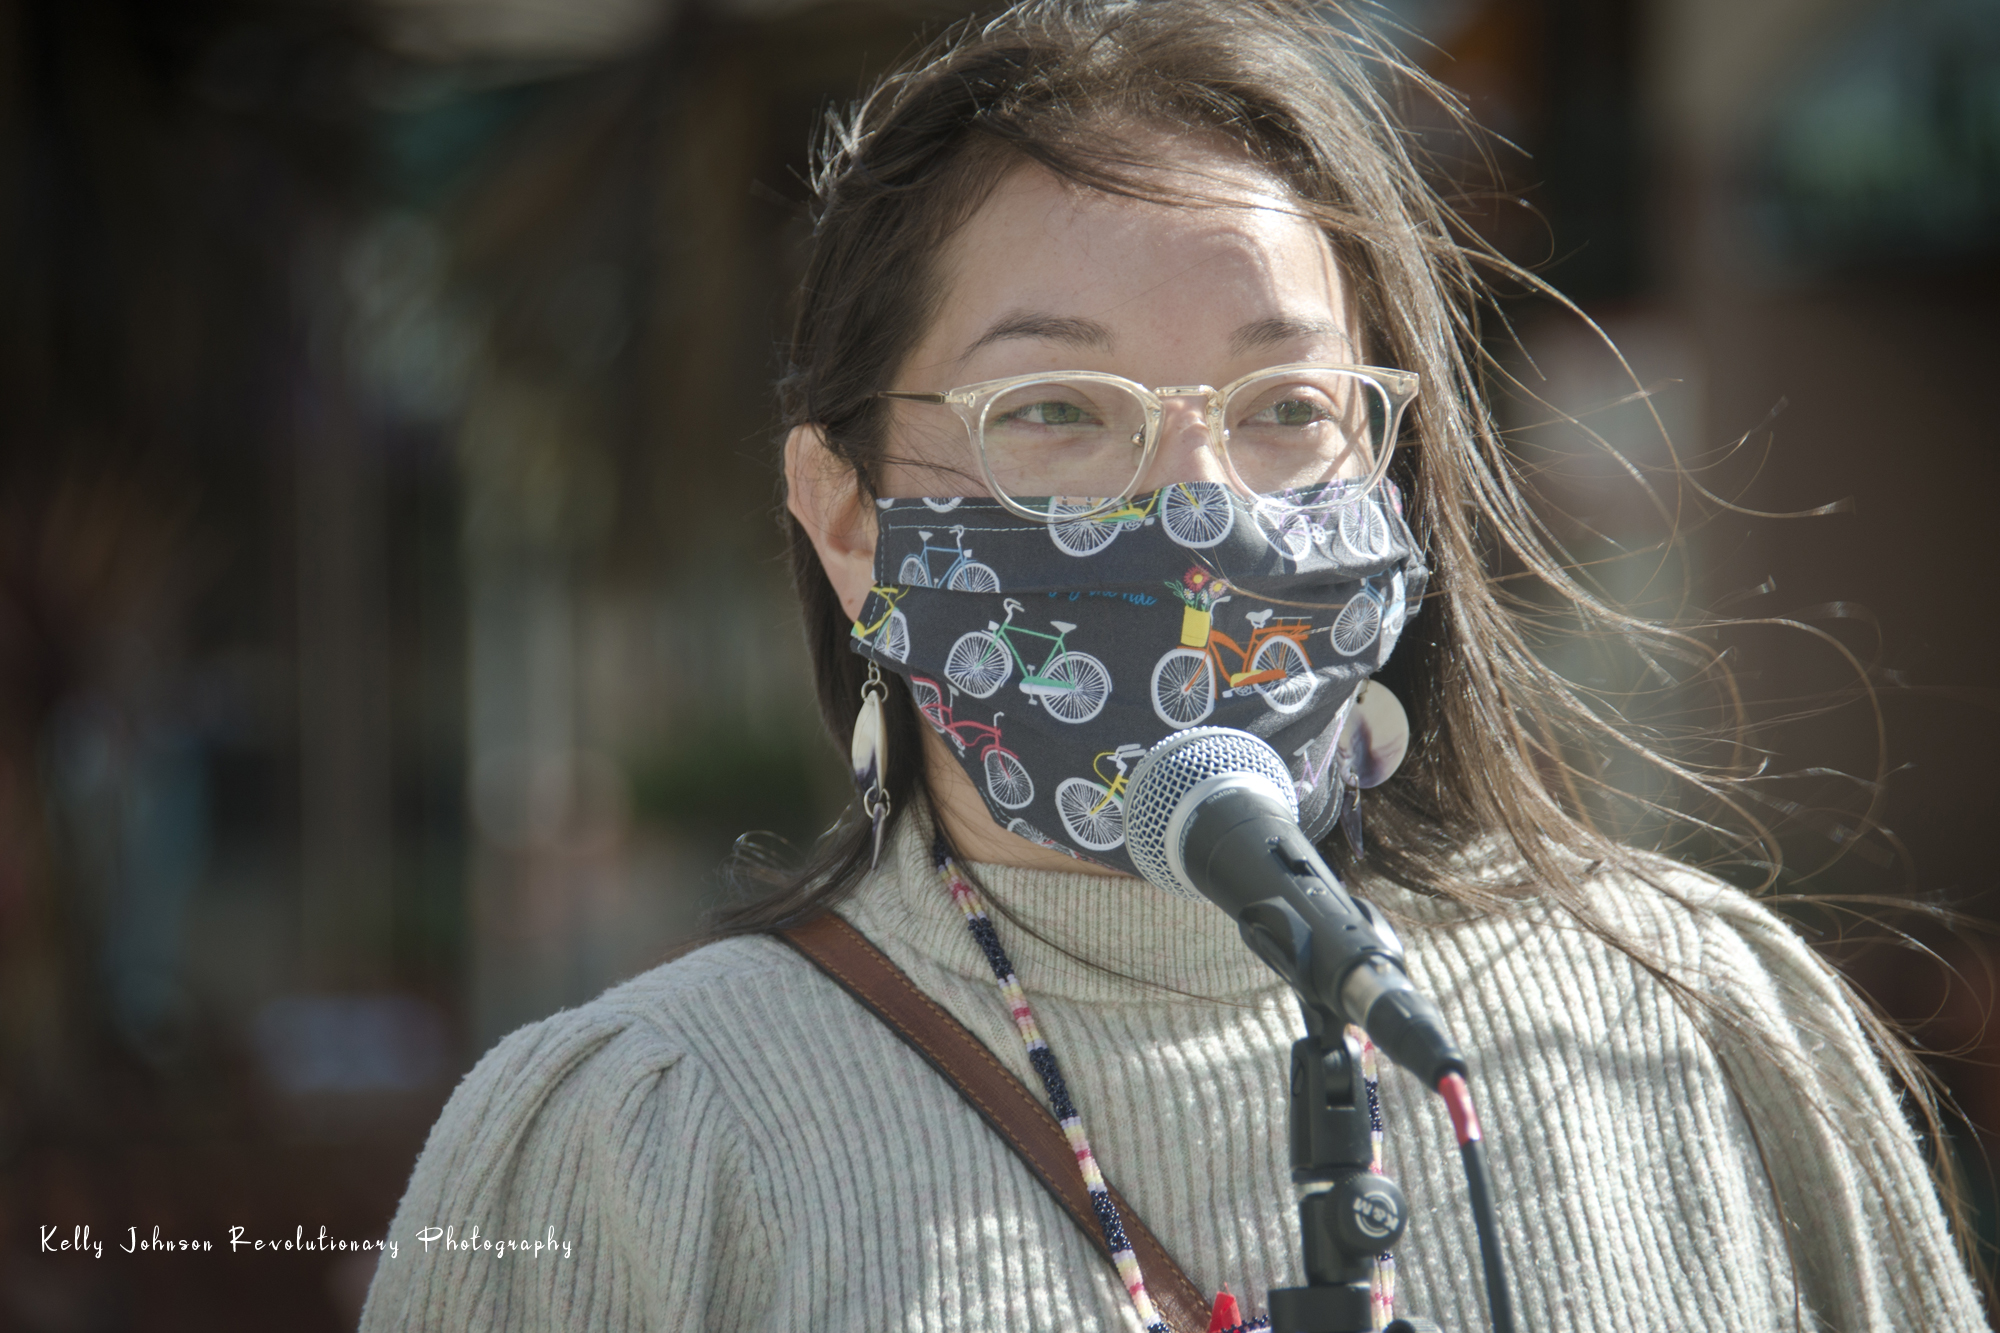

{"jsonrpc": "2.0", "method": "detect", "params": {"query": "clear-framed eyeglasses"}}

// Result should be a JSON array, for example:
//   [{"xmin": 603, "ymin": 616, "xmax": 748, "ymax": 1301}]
[{"xmin": 878, "ymin": 362, "xmax": 1418, "ymax": 523}]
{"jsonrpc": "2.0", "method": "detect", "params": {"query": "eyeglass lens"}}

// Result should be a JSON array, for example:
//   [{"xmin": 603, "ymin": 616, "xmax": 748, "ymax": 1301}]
[
  {"xmin": 977, "ymin": 370, "xmax": 1390, "ymax": 508},
  {"xmin": 979, "ymin": 379, "xmax": 1151, "ymax": 502}
]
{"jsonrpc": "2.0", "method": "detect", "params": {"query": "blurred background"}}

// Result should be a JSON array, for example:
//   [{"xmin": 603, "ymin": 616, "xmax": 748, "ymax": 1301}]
[{"xmin": 0, "ymin": 0, "xmax": 1995, "ymax": 1325}]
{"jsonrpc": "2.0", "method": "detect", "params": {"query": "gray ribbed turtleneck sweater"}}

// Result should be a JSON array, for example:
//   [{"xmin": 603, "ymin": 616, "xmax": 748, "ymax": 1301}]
[{"xmin": 359, "ymin": 812, "xmax": 1984, "ymax": 1331}]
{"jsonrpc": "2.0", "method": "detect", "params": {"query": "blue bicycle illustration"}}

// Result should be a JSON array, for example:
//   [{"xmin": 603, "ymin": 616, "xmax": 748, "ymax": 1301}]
[
  {"xmin": 944, "ymin": 597, "xmax": 1112, "ymax": 723},
  {"xmin": 1329, "ymin": 570, "xmax": 1406, "ymax": 657},
  {"xmin": 899, "ymin": 525, "xmax": 1001, "ymax": 592}
]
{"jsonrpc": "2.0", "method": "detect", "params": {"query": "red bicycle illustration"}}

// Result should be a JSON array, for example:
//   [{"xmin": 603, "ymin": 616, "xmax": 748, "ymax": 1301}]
[{"xmin": 909, "ymin": 675, "xmax": 1035, "ymax": 809}]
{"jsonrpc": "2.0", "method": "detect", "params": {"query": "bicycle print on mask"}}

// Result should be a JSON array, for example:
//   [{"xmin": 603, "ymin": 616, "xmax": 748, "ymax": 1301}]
[{"xmin": 850, "ymin": 481, "xmax": 1427, "ymax": 877}]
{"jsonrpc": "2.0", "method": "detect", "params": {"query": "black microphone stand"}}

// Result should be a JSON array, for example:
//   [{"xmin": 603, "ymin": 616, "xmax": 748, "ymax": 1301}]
[
  {"xmin": 1266, "ymin": 997, "xmax": 1429, "ymax": 1333},
  {"xmin": 1127, "ymin": 734, "xmax": 1505, "ymax": 1331}
]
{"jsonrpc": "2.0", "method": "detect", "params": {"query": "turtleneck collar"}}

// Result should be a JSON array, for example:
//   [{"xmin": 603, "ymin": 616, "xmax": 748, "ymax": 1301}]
[{"xmin": 841, "ymin": 803, "xmax": 1286, "ymax": 1005}]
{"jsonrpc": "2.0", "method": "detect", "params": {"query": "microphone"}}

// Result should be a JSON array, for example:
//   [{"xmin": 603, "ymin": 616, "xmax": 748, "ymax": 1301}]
[{"xmin": 1125, "ymin": 727, "xmax": 1466, "ymax": 1088}]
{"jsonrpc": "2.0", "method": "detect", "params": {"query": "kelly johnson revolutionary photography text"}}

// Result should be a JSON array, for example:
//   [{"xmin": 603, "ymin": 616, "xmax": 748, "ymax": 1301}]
[{"xmin": 37, "ymin": 1222, "xmax": 575, "ymax": 1262}]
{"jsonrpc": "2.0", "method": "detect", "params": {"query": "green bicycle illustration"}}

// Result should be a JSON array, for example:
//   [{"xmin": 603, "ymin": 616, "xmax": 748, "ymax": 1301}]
[
  {"xmin": 944, "ymin": 597, "xmax": 1111, "ymax": 723},
  {"xmin": 850, "ymin": 584, "xmax": 911, "ymax": 662},
  {"xmin": 899, "ymin": 525, "xmax": 1001, "ymax": 592},
  {"xmin": 1045, "ymin": 480, "xmax": 1235, "ymax": 557},
  {"xmin": 1055, "ymin": 744, "xmax": 1147, "ymax": 851},
  {"xmin": 1150, "ymin": 594, "xmax": 1318, "ymax": 725}
]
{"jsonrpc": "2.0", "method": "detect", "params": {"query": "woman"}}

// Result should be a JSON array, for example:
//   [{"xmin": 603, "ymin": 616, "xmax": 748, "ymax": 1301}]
[{"xmin": 361, "ymin": 3, "xmax": 1985, "ymax": 1330}]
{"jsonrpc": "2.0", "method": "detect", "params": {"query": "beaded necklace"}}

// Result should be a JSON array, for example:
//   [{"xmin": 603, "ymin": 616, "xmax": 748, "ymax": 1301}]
[
  {"xmin": 934, "ymin": 844, "xmax": 1178, "ymax": 1331},
  {"xmin": 1361, "ymin": 1037, "xmax": 1394, "ymax": 1327}
]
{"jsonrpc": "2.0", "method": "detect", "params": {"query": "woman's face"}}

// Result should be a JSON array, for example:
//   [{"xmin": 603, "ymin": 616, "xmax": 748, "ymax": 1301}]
[
  {"xmin": 788, "ymin": 145, "xmax": 1373, "ymax": 875},
  {"xmin": 879, "ymin": 147, "xmax": 1363, "ymax": 500}
]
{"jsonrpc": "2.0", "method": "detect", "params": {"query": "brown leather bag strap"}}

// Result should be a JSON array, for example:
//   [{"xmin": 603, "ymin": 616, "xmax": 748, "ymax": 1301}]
[{"xmin": 776, "ymin": 912, "xmax": 1210, "ymax": 1333}]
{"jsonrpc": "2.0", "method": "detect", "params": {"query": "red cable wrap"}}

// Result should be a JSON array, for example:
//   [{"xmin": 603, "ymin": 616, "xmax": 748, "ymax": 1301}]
[{"xmin": 1437, "ymin": 1072, "xmax": 1482, "ymax": 1145}]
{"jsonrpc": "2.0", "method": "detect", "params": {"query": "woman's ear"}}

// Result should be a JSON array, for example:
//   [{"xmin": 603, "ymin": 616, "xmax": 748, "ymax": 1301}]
[{"xmin": 785, "ymin": 424, "xmax": 879, "ymax": 622}]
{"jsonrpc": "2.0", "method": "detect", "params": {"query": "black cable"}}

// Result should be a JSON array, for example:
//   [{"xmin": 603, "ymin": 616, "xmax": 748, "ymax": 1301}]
[{"xmin": 1459, "ymin": 1138, "xmax": 1517, "ymax": 1333}]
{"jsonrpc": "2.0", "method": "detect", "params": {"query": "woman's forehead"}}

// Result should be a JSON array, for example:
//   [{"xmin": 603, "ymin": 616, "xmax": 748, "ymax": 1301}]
[{"xmin": 918, "ymin": 157, "xmax": 1357, "ymax": 382}]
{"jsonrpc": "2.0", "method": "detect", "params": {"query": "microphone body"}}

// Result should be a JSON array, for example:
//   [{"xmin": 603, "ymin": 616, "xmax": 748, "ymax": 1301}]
[{"xmin": 1126, "ymin": 728, "xmax": 1466, "ymax": 1088}]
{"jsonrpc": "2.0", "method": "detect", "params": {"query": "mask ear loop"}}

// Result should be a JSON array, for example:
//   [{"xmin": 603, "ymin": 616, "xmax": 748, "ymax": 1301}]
[{"xmin": 851, "ymin": 661, "xmax": 893, "ymax": 869}]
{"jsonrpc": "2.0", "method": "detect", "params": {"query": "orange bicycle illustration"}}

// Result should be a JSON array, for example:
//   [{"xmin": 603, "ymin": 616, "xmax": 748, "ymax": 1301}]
[
  {"xmin": 850, "ymin": 584, "xmax": 910, "ymax": 662},
  {"xmin": 1055, "ymin": 744, "xmax": 1147, "ymax": 851},
  {"xmin": 1150, "ymin": 592, "xmax": 1317, "ymax": 726},
  {"xmin": 908, "ymin": 676, "xmax": 1034, "ymax": 809}
]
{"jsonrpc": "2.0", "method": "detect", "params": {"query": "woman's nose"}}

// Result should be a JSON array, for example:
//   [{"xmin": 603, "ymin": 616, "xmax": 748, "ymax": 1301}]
[{"xmin": 1139, "ymin": 395, "xmax": 1231, "ymax": 490}]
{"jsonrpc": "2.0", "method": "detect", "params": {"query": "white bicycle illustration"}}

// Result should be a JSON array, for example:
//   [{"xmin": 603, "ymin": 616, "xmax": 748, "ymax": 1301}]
[
  {"xmin": 1325, "ymin": 498, "xmax": 1390, "ymax": 560},
  {"xmin": 1044, "ymin": 481, "xmax": 1235, "ymax": 557},
  {"xmin": 1005, "ymin": 817, "xmax": 1078, "ymax": 858},
  {"xmin": 1251, "ymin": 495, "xmax": 1391, "ymax": 564},
  {"xmin": 1251, "ymin": 501, "xmax": 1318, "ymax": 562}
]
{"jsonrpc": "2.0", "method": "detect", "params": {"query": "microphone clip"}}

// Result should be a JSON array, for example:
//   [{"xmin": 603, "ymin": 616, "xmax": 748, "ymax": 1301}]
[{"xmin": 1269, "ymin": 1023, "xmax": 1438, "ymax": 1333}]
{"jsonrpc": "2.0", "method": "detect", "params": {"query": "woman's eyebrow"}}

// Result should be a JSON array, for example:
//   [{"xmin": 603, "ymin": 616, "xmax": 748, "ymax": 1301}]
[
  {"xmin": 963, "ymin": 311, "xmax": 1114, "ymax": 359},
  {"xmin": 1229, "ymin": 316, "xmax": 1350, "ymax": 356}
]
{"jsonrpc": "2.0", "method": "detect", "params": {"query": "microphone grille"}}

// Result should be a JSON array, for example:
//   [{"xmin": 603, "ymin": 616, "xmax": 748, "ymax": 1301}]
[{"xmin": 1125, "ymin": 727, "xmax": 1299, "ymax": 898}]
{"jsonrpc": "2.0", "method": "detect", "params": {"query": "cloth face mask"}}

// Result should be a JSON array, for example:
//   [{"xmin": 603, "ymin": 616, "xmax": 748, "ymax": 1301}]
[{"xmin": 849, "ymin": 481, "xmax": 1427, "ymax": 874}]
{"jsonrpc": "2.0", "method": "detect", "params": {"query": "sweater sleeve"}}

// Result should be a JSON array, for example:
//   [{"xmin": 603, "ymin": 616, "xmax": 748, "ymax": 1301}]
[
  {"xmin": 357, "ymin": 1002, "xmax": 771, "ymax": 1332},
  {"xmin": 1683, "ymin": 880, "xmax": 1987, "ymax": 1331}
]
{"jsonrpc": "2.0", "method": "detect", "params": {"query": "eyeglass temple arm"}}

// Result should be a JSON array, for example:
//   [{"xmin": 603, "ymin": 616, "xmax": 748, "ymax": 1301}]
[{"xmin": 878, "ymin": 390, "xmax": 950, "ymax": 403}]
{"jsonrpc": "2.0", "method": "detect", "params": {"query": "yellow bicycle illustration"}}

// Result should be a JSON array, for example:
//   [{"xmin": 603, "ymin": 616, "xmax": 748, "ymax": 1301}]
[
  {"xmin": 1055, "ymin": 743, "xmax": 1147, "ymax": 851},
  {"xmin": 849, "ymin": 585, "xmax": 910, "ymax": 661},
  {"xmin": 1044, "ymin": 480, "xmax": 1234, "ymax": 556}
]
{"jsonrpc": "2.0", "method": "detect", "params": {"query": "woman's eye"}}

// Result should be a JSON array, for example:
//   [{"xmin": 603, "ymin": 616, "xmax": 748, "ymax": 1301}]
[
  {"xmin": 1252, "ymin": 397, "xmax": 1328, "ymax": 427},
  {"xmin": 1003, "ymin": 400, "xmax": 1097, "ymax": 427}
]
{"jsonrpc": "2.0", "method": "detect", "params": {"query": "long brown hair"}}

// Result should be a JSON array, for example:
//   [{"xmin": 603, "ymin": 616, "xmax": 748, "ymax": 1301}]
[{"xmin": 711, "ymin": 0, "xmax": 1977, "ymax": 1290}]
